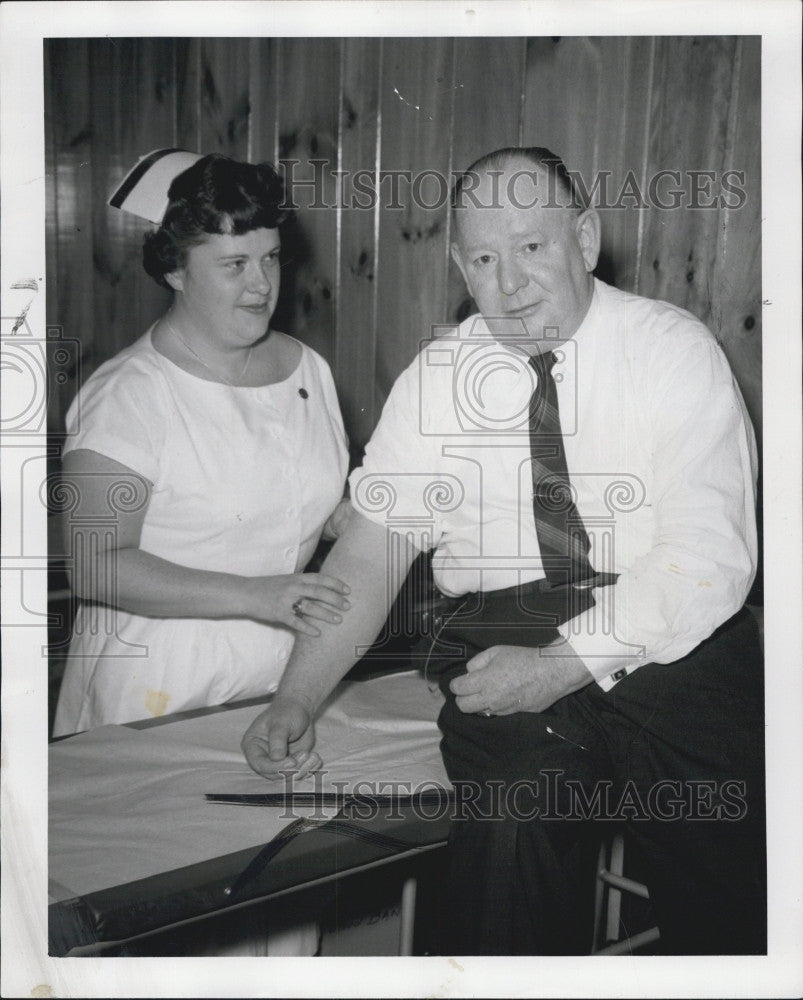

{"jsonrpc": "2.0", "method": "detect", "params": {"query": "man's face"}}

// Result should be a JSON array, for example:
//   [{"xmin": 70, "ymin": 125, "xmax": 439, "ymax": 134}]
[{"xmin": 450, "ymin": 161, "xmax": 600, "ymax": 353}]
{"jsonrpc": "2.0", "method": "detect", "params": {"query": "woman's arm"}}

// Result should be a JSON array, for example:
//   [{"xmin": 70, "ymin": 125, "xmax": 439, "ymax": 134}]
[{"xmin": 62, "ymin": 449, "xmax": 351, "ymax": 635}]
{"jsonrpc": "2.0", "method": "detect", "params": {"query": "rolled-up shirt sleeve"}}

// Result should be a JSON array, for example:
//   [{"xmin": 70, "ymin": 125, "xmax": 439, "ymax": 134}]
[
  {"xmin": 348, "ymin": 358, "xmax": 445, "ymax": 554},
  {"xmin": 560, "ymin": 336, "xmax": 759, "ymax": 689}
]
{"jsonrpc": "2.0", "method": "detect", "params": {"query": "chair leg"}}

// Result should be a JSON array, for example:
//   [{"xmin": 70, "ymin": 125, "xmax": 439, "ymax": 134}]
[
  {"xmin": 398, "ymin": 876, "xmax": 417, "ymax": 955},
  {"xmin": 604, "ymin": 832, "xmax": 625, "ymax": 944},
  {"xmin": 594, "ymin": 925, "xmax": 661, "ymax": 956},
  {"xmin": 592, "ymin": 831, "xmax": 660, "ymax": 955},
  {"xmin": 591, "ymin": 839, "xmax": 608, "ymax": 952}
]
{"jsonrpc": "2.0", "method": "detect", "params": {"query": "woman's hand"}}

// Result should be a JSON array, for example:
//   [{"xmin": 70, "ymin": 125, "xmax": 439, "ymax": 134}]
[
  {"xmin": 245, "ymin": 573, "xmax": 351, "ymax": 636},
  {"xmin": 60, "ymin": 451, "xmax": 351, "ymax": 634},
  {"xmin": 322, "ymin": 498, "xmax": 353, "ymax": 541},
  {"xmin": 241, "ymin": 695, "xmax": 319, "ymax": 779}
]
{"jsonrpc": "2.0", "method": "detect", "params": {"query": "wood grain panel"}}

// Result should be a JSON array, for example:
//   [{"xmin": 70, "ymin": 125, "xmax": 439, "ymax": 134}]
[
  {"xmin": 89, "ymin": 38, "xmax": 141, "ymax": 364},
  {"xmin": 131, "ymin": 39, "xmax": 178, "ymax": 335},
  {"xmin": 519, "ymin": 39, "xmax": 660, "ymax": 295},
  {"xmin": 273, "ymin": 37, "xmax": 341, "ymax": 364},
  {"xmin": 198, "ymin": 38, "xmax": 251, "ymax": 158},
  {"xmin": 447, "ymin": 36, "xmax": 527, "ymax": 325},
  {"xmin": 708, "ymin": 36, "xmax": 762, "ymax": 441},
  {"xmin": 521, "ymin": 37, "xmax": 602, "ymax": 183},
  {"xmin": 248, "ymin": 37, "xmax": 280, "ymax": 164},
  {"xmin": 89, "ymin": 39, "xmax": 175, "ymax": 365},
  {"xmin": 45, "ymin": 36, "xmax": 762, "ymax": 457},
  {"xmin": 374, "ymin": 37, "xmax": 455, "ymax": 415},
  {"xmin": 593, "ymin": 37, "xmax": 654, "ymax": 292},
  {"xmin": 174, "ymin": 38, "xmax": 201, "ymax": 151},
  {"xmin": 49, "ymin": 36, "xmax": 95, "ymax": 423},
  {"xmin": 335, "ymin": 38, "xmax": 382, "ymax": 451},
  {"xmin": 44, "ymin": 40, "xmax": 62, "ymax": 430},
  {"xmin": 637, "ymin": 36, "xmax": 738, "ymax": 324},
  {"xmin": 451, "ymin": 37, "xmax": 527, "ymax": 176}
]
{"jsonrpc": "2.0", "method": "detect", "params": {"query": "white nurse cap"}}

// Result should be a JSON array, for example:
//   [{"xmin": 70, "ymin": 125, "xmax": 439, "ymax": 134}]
[{"xmin": 108, "ymin": 148, "xmax": 204, "ymax": 224}]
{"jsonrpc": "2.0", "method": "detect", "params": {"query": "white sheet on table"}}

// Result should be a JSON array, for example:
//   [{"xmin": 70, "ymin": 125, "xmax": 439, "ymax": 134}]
[{"xmin": 49, "ymin": 671, "xmax": 449, "ymax": 903}]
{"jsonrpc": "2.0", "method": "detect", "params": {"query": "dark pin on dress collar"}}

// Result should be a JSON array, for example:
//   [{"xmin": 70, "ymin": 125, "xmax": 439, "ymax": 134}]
[{"xmin": 298, "ymin": 388, "xmax": 308, "ymax": 399}]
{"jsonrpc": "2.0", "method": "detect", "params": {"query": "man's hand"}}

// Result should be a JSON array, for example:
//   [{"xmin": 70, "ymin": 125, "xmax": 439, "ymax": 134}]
[
  {"xmin": 450, "ymin": 642, "xmax": 594, "ymax": 716},
  {"xmin": 241, "ymin": 695, "xmax": 321, "ymax": 779}
]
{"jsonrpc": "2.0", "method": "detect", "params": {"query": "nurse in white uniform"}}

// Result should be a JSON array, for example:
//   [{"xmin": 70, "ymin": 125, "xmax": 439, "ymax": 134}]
[{"xmin": 53, "ymin": 150, "xmax": 351, "ymax": 737}]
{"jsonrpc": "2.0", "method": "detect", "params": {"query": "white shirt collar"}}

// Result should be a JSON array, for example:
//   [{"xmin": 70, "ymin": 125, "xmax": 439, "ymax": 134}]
[{"xmin": 459, "ymin": 277, "xmax": 602, "ymax": 367}]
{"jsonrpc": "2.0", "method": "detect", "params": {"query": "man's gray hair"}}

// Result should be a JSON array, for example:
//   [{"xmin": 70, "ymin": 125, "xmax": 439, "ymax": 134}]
[{"xmin": 450, "ymin": 146, "xmax": 587, "ymax": 215}]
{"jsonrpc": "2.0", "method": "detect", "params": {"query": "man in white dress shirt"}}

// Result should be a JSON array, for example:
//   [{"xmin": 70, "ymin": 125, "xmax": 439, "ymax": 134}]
[{"xmin": 242, "ymin": 147, "xmax": 765, "ymax": 955}]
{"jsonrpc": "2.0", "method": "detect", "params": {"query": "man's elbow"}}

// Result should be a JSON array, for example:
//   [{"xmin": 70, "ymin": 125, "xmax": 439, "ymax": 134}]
[{"xmin": 322, "ymin": 512, "xmax": 419, "ymax": 609}]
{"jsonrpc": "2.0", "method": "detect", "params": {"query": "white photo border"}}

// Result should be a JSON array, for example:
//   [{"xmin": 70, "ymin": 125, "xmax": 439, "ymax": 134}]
[{"xmin": 1, "ymin": 2, "xmax": 801, "ymax": 997}]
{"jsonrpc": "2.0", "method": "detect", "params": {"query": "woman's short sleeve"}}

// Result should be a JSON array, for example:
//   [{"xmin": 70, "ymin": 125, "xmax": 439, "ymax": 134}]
[
  {"xmin": 309, "ymin": 347, "xmax": 349, "ymax": 453},
  {"xmin": 62, "ymin": 353, "xmax": 167, "ymax": 484}
]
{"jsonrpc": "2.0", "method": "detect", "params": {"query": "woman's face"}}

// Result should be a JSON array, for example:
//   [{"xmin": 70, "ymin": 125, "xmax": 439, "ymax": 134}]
[{"xmin": 167, "ymin": 227, "xmax": 281, "ymax": 347}]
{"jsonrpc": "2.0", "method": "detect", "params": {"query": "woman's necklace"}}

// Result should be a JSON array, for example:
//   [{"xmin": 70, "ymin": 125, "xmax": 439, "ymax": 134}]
[{"xmin": 164, "ymin": 316, "xmax": 253, "ymax": 386}]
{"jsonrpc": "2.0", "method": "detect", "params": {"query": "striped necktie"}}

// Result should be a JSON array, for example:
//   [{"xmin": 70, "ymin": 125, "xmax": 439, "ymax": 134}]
[{"xmin": 528, "ymin": 350, "xmax": 594, "ymax": 585}]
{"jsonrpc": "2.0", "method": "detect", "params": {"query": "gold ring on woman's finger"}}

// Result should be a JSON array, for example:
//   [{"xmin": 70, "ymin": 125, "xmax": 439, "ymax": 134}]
[
  {"xmin": 292, "ymin": 599, "xmax": 304, "ymax": 617},
  {"xmin": 480, "ymin": 708, "xmax": 493, "ymax": 717}
]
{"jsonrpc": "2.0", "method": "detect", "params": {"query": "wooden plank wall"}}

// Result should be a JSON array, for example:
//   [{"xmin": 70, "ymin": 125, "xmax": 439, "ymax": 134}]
[{"xmin": 45, "ymin": 36, "xmax": 762, "ymax": 451}]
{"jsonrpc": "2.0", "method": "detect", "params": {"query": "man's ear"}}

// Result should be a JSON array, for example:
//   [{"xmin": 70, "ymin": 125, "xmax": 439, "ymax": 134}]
[
  {"xmin": 575, "ymin": 208, "xmax": 601, "ymax": 272},
  {"xmin": 450, "ymin": 241, "xmax": 470, "ymax": 288},
  {"xmin": 164, "ymin": 269, "xmax": 184, "ymax": 293}
]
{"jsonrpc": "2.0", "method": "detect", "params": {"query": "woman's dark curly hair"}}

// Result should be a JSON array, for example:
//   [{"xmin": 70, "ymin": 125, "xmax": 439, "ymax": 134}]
[{"xmin": 143, "ymin": 154, "xmax": 290, "ymax": 289}]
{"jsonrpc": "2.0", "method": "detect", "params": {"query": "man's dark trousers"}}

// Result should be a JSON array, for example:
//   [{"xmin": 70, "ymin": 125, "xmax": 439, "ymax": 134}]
[{"xmin": 426, "ymin": 594, "xmax": 766, "ymax": 955}]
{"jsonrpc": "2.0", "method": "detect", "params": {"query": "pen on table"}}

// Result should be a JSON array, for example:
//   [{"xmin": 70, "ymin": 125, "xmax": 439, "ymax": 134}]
[{"xmin": 206, "ymin": 790, "xmax": 455, "ymax": 807}]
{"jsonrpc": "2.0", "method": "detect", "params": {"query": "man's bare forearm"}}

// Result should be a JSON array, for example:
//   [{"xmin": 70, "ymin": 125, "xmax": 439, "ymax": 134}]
[{"xmin": 277, "ymin": 512, "xmax": 416, "ymax": 713}]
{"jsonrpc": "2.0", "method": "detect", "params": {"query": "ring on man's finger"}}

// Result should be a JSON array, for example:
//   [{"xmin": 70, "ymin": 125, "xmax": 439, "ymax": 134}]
[
  {"xmin": 292, "ymin": 599, "xmax": 304, "ymax": 617},
  {"xmin": 480, "ymin": 708, "xmax": 493, "ymax": 717}
]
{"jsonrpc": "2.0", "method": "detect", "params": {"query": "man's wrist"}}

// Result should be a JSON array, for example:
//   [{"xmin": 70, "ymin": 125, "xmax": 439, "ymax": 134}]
[
  {"xmin": 273, "ymin": 689, "xmax": 316, "ymax": 717},
  {"xmin": 543, "ymin": 638, "xmax": 594, "ymax": 690}
]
